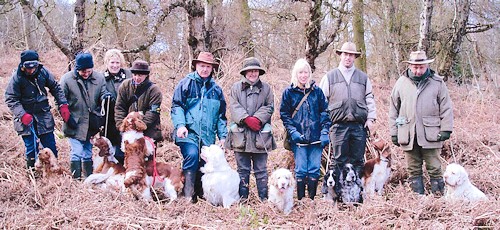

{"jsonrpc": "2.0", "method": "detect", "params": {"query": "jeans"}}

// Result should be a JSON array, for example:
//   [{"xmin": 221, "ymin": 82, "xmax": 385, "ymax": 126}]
[
  {"xmin": 330, "ymin": 122, "xmax": 367, "ymax": 170},
  {"xmin": 291, "ymin": 143, "xmax": 322, "ymax": 179},
  {"xmin": 179, "ymin": 142, "xmax": 201, "ymax": 171},
  {"xmin": 22, "ymin": 132, "xmax": 58, "ymax": 160},
  {"xmin": 68, "ymin": 138, "xmax": 93, "ymax": 162},
  {"xmin": 405, "ymin": 141, "xmax": 442, "ymax": 179}
]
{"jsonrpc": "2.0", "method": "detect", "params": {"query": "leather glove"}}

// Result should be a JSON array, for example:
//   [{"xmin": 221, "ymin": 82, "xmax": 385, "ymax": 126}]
[
  {"xmin": 59, "ymin": 104, "xmax": 70, "ymax": 122},
  {"xmin": 438, "ymin": 131, "xmax": 451, "ymax": 141},
  {"xmin": 320, "ymin": 131, "xmax": 330, "ymax": 148},
  {"xmin": 290, "ymin": 131, "xmax": 304, "ymax": 143},
  {"xmin": 391, "ymin": 136, "xmax": 400, "ymax": 146},
  {"xmin": 67, "ymin": 115, "xmax": 78, "ymax": 129},
  {"xmin": 244, "ymin": 116, "xmax": 262, "ymax": 132},
  {"xmin": 21, "ymin": 113, "xmax": 33, "ymax": 126}
]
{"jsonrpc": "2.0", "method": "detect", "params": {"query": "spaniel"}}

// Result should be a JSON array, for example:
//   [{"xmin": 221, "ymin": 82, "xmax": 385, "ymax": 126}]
[
  {"xmin": 322, "ymin": 169, "xmax": 337, "ymax": 202},
  {"xmin": 200, "ymin": 144, "xmax": 240, "ymax": 208},
  {"xmin": 34, "ymin": 148, "xmax": 69, "ymax": 178},
  {"xmin": 145, "ymin": 160, "xmax": 184, "ymax": 202},
  {"xmin": 362, "ymin": 138, "xmax": 392, "ymax": 197},
  {"xmin": 339, "ymin": 163, "xmax": 363, "ymax": 203},
  {"xmin": 123, "ymin": 138, "xmax": 151, "ymax": 200},
  {"xmin": 84, "ymin": 136, "xmax": 126, "ymax": 192},
  {"xmin": 443, "ymin": 163, "xmax": 488, "ymax": 202},
  {"xmin": 119, "ymin": 111, "xmax": 154, "ymax": 160},
  {"xmin": 269, "ymin": 168, "xmax": 295, "ymax": 215}
]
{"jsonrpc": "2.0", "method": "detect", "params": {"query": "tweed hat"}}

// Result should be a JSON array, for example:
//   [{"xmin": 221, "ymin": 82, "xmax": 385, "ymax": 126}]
[
  {"xmin": 239, "ymin": 57, "xmax": 266, "ymax": 76},
  {"xmin": 130, "ymin": 60, "xmax": 150, "ymax": 74},
  {"xmin": 335, "ymin": 42, "xmax": 361, "ymax": 58},
  {"xmin": 403, "ymin": 51, "xmax": 435, "ymax": 64}
]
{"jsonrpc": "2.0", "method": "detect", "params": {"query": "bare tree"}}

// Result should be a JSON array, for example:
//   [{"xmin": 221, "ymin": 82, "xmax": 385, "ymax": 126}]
[
  {"xmin": 353, "ymin": 0, "xmax": 366, "ymax": 72},
  {"xmin": 20, "ymin": 0, "xmax": 34, "ymax": 50},
  {"xmin": 417, "ymin": 0, "xmax": 433, "ymax": 51}
]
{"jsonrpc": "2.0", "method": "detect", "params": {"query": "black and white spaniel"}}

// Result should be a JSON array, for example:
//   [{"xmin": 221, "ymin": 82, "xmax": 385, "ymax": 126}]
[{"xmin": 339, "ymin": 163, "xmax": 363, "ymax": 203}]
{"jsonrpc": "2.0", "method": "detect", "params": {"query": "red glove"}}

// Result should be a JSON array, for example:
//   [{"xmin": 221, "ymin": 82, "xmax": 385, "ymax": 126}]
[
  {"xmin": 59, "ymin": 104, "xmax": 70, "ymax": 122},
  {"xmin": 244, "ymin": 116, "xmax": 262, "ymax": 132},
  {"xmin": 21, "ymin": 113, "xmax": 33, "ymax": 126}
]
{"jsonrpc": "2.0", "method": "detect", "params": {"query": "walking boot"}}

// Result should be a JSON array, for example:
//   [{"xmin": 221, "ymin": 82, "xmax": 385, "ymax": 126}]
[
  {"xmin": 307, "ymin": 177, "xmax": 319, "ymax": 200},
  {"xmin": 83, "ymin": 161, "xmax": 94, "ymax": 177},
  {"xmin": 194, "ymin": 170, "xmax": 204, "ymax": 201},
  {"xmin": 256, "ymin": 177, "xmax": 268, "ymax": 201},
  {"xmin": 182, "ymin": 170, "xmax": 196, "ymax": 202},
  {"xmin": 409, "ymin": 176, "xmax": 425, "ymax": 195},
  {"xmin": 239, "ymin": 175, "xmax": 250, "ymax": 201},
  {"xmin": 26, "ymin": 157, "xmax": 37, "ymax": 178},
  {"xmin": 430, "ymin": 178, "xmax": 445, "ymax": 196},
  {"xmin": 296, "ymin": 177, "xmax": 306, "ymax": 200},
  {"xmin": 70, "ymin": 161, "xmax": 82, "ymax": 180}
]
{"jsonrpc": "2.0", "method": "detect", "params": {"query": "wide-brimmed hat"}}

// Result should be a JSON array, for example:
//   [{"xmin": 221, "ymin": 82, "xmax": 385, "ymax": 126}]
[
  {"xmin": 192, "ymin": 52, "xmax": 219, "ymax": 68},
  {"xmin": 239, "ymin": 57, "xmax": 266, "ymax": 76},
  {"xmin": 130, "ymin": 60, "xmax": 150, "ymax": 74},
  {"xmin": 335, "ymin": 42, "xmax": 361, "ymax": 58},
  {"xmin": 403, "ymin": 51, "xmax": 435, "ymax": 64}
]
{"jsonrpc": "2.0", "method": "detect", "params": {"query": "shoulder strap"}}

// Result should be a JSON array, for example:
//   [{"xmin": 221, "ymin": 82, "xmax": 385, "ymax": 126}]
[
  {"xmin": 291, "ymin": 89, "xmax": 312, "ymax": 118},
  {"xmin": 126, "ymin": 81, "xmax": 153, "ymax": 110}
]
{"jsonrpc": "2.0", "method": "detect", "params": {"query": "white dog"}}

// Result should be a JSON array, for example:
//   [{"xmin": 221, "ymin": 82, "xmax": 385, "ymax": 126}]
[
  {"xmin": 269, "ymin": 168, "xmax": 295, "ymax": 215},
  {"xmin": 200, "ymin": 145, "xmax": 240, "ymax": 208},
  {"xmin": 443, "ymin": 163, "xmax": 488, "ymax": 202}
]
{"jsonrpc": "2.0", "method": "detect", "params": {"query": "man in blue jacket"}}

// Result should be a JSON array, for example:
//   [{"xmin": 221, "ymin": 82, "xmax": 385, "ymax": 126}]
[{"xmin": 171, "ymin": 52, "xmax": 228, "ymax": 202}]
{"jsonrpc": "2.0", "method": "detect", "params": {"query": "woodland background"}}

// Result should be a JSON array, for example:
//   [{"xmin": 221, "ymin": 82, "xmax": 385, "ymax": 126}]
[{"xmin": 0, "ymin": 0, "xmax": 499, "ymax": 229}]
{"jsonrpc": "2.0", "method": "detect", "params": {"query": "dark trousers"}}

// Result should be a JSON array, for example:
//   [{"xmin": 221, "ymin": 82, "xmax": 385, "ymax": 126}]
[
  {"xmin": 235, "ymin": 151, "xmax": 268, "ymax": 200},
  {"xmin": 330, "ymin": 122, "xmax": 367, "ymax": 172}
]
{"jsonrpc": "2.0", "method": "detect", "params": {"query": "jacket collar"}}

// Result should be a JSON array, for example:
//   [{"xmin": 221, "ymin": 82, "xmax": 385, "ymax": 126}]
[{"xmin": 241, "ymin": 76, "xmax": 262, "ymax": 90}]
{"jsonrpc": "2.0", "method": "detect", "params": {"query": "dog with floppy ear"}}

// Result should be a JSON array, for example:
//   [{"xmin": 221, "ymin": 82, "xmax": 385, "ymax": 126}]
[
  {"xmin": 269, "ymin": 168, "xmax": 296, "ymax": 215},
  {"xmin": 443, "ymin": 163, "xmax": 488, "ymax": 202},
  {"xmin": 362, "ymin": 137, "xmax": 392, "ymax": 197},
  {"xmin": 34, "ymin": 148, "xmax": 69, "ymax": 178},
  {"xmin": 84, "ymin": 136, "xmax": 126, "ymax": 187},
  {"xmin": 322, "ymin": 168, "xmax": 337, "ymax": 202}
]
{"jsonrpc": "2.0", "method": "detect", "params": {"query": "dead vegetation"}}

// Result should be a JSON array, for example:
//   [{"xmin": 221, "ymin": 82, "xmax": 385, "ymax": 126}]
[{"xmin": 0, "ymin": 51, "xmax": 498, "ymax": 229}]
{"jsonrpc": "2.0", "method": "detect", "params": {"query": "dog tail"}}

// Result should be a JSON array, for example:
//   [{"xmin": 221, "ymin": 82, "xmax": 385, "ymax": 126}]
[{"xmin": 84, "ymin": 168, "xmax": 115, "ymax": 184}]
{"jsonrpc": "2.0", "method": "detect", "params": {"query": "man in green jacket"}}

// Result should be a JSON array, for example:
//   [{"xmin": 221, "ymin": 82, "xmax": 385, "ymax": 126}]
[{"xmin": 389, "ymin": 51, "xmax": 454, "ymax": 195}]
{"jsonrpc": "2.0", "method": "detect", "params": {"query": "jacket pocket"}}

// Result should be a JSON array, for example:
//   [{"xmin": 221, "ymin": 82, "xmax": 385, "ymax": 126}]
[
  {"xmin": 255, "ymin": 123, "xmax": 273, "ymax": 150},
  {"xmin": 328, "ymin": 101, "xmax": 346, "ymax": 123},
  {"xmin": 227, "ymin": 123, "xmax": 246, "ymax": 149},
  {"xmin": 422, "ymin": 116, "xmax": 440, "ymax": 142},
  {"xmin": 397, "ymin": 123, "xmax": 410, "ymax": 145}
]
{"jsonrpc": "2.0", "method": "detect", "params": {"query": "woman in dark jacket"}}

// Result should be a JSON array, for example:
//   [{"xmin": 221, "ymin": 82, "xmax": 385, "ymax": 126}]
[
  {"xmin": 280, "ymin": 58, "xmax": 330, "ymax": 200},
  {"xmin": 102, "ymin": 49, "xmax": 131, "ymax": 164}
]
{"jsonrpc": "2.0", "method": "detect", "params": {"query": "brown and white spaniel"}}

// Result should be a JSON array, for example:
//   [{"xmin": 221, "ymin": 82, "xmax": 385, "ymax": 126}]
[
  {"xmin": 123, "ymin": 137, "xmax": 151, "ymax": 200},
  {"xmin": 362, "ymin": 138, "xmax": 392, "ymax": 197},
  {"xmin": 34, "ymin": 148, "xmax": 69, "ymax": 178},
  {"xmin": 145, "ymin": 160, "xmax": 184, "ymax": 201}
]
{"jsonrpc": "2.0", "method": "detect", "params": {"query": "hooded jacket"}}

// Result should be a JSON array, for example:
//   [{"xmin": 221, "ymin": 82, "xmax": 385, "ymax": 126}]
[
  {"xmin": 171, "ymin": 72, "xmax": 227, "ymax": 147},
  {"xmin": 389, "ymin": 68, "xmax": 453, "ymax": 150},
  {"xmin": 5, "ymin": 65, "xmax": 67, "ymax": 136}
]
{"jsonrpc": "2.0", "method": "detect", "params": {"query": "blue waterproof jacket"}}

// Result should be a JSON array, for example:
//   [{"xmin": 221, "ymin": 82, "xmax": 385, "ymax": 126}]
[
  {"xmin": 280, "ymin": 81, "xmax": 330, "ymax": 143},
  {"xmin": 171, "ymin": 72, "xmax": 228, "ymax": 146}
]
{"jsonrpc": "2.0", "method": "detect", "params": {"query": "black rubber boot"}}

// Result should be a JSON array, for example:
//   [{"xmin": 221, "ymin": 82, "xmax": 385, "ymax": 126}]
[
  {"xmin": 409, "ymin": 176, "xmax": 425, "ymax": 195},
  {"xmin": 307, "ymin": 178, "xmax": 319, "ymax": 200},
  {"xmin": 83, "ymin": 161, "xmax": 93, "ymax": 177},
  {"xmin": 26, "ymin": 157, "xmax": 36, "ymax": 170},
  {"xmin": 430, "ymin": 178, "xmax": 445, "ymax": 196},
  {"xmin": 256, "ymin": 177, "xmax": 268, "ymax": 201},
  {"xmin": 239, "ymin": 174, "xmax": 250, "ymax": 200},
  {"xmin": 182, "ymin": 170, "xmax": 196, "ymax": 202},
  {"xmin": 296, "ymin": 177, "xmax": 306, "ymax": 200},
  {"xmin": 70, "ymin": 161, "xmax": 82, "ymax": 180}
]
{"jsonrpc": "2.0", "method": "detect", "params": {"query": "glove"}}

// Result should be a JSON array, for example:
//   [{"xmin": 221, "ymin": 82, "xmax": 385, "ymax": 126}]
[
  {"xmin": 320, "ymin": 132, "xmax": 329, "ymax": 148},
  {"xmin": 59, "ymin": 104, "xmax": 70, "ymax": 122},
  {"xmin": 438, "ymin": 131, "xmax": 451, "ymax": 141},
  {"xmin": 21, "ymin": 113, "xmax": 33, "ymax": 126},
  {"xmin": 67, "ymin": 115, "xmax": 78, "ymax": 129},
  {"xmin": 391, "ymin": 136, "xmax": 400, "ymax": 146},
  {"xmin": 244, "ymin": 116, "xmax": 262, "ymax": 132},
  {"xmin": 102, "ymin": 93, "xmax": 115, "ymax": 102},
  {"xmin": 290, "ymin": 131, "xmax": 304, "ymax": 143}
]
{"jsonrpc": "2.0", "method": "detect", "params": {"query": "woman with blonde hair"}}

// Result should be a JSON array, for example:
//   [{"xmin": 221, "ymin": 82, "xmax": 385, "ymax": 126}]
[
  {"xmin": 280, "ymin": 58, "xmax": 330, "ymax": 200},
  {"xmin": 103, "ymin": 49, "xmax": 131, "ymax": 164}
]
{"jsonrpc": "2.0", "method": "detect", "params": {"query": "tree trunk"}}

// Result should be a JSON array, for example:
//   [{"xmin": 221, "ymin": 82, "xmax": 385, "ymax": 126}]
[
  {"xmin": 204, "ymin": 0, "xmax": 223, "ymax": 54},
  {"xmin": 70, "ymin": 0, "xmax": 86, "ymax": 57},
  {"xmin": 20, "ymin": 0, "xmax": 35, "ymax": 50},
  {"xmin": 437, "ymin": 0, "xmax": 470, "ymax": 81},
  {"xmin": 238, "ymin": 0, "xmax": 254, "ymax": 56},
  {"xmin": 185, "ymin": 0, "xmax": 206, "ymax": 57},
  {"xmin": 417, "ymin": 0, "xmax": 433, "ymax": 52},
  {"xmin": 383, "ymin": 0, "xmax": 402, "ymax": 82},
  {"xmin": 353, "ymin": 0, "xmax": 366, "ymax": 72}
]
